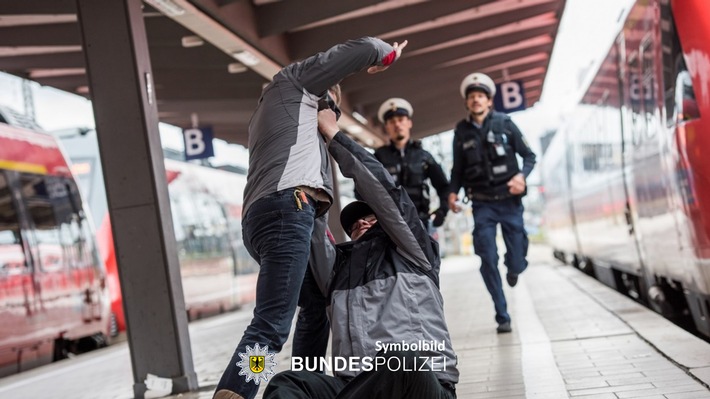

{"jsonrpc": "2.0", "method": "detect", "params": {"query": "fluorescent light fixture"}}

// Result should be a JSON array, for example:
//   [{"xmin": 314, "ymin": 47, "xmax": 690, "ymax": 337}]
[
  {"xmin": 144, "ymin": 0, "xmax": 185, "ymax": 17},
  {"xmin": 181, "ymin": 35, "xmax": 204, "ymax": 48},
  {"xmin": 345, "ymin": 125, "xmax": 363, "ymax": 135},
  {"xmin": 232, "ymin": 50, "xmax": 260, "ymax": 66},
  {"xmin": 29, "ymin": 68, "xmax": 85, "ymax": 78},
  {"xmin": 351, "ymin": 111, "xmax": 368, "ymax": 125},
  {"xmin": 228, "ymin": 63, "xmax": 248, "ymax": 74}
]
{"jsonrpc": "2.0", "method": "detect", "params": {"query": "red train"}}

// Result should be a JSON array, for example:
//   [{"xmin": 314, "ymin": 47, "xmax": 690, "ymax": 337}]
[
  {"xmin": 59, "ymin": 129, "xmax": 258, "ymax": 334},
  {"xmin": 542, "ymin": 0, "xmax": 710, "ymax": 338},
  {"xmin": 0, "ymin": 108, "xmax": 110, "ymax": 377}
]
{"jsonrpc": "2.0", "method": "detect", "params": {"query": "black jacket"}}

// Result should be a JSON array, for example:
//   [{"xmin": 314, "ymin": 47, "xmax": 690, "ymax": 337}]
[
  {"xmin": 450, "ymin": 111, "xmax": 536, "ymax": 201},
  {"xmin": 373, "ymin": 141, "xmax": 450, "ymax": 219}
]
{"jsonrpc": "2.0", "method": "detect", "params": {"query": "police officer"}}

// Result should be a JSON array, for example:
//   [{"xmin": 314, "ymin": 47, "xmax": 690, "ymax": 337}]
[
  {"xmin": 371, "ymin": 97, "xmax": 449, "ymax": 230},
  {"xmin": 448, "ymin": 72, "xmax": 536, "ymax": 334}
]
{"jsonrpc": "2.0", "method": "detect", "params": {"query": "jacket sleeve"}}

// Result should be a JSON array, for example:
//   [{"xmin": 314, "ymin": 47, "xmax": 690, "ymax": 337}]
[
  {"xmin": 328, "ymin": 132, "xmax": 436, "ymax": 271},
  {"xmin": 424, "ymin": 151, "xmax": 450, "ymax": 212},
  {"xmin": 449, "ymin": 127, "xmax": 465, "ymax": 195},
  {"xmin": 297, "ymin": 37, "xmax": 395, "ymax": 97},
  {"xmin": 507, "ymin": 119, "xmax": 536, "ymax": 178}
]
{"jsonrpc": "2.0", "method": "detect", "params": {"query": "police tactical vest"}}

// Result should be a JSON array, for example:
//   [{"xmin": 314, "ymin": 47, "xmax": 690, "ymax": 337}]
[
  {"xmin": 456, "ymin": 112, "xmax": 520, "ymax": 200},
  {"xmin": 375, "ymin": 142, "xmax": 430, "ymax": 217}
]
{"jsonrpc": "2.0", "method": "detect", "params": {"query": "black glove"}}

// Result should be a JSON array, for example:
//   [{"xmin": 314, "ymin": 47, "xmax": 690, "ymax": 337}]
[{"xmin": 432, "ymin": 208, "xmax": 447, "ymax": 227}]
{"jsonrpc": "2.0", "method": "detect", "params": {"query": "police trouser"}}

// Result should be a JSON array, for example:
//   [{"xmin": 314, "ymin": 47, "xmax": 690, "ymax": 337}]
[{"xmin": 470, "ymin": 196, "xmax": 529, "ymax": 325}]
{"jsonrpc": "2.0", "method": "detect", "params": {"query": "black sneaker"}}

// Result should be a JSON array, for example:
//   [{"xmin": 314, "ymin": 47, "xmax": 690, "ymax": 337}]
[
  {"xmin": 506, "ymin": 273, "xmax": 518, "ymax": 287},
  {"xmin": 496, "ymin": 322, "xmax": 512, "ymax": 334}
]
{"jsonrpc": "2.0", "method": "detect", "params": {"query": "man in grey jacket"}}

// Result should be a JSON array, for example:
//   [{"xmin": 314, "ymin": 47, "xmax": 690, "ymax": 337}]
[
  {"xmin": 215, "ymin": 37, "xmax": 408, "ymax": 399},
  {"xmin": 261, "ymin": 108, "xmax": 458, "ymax": 398}
]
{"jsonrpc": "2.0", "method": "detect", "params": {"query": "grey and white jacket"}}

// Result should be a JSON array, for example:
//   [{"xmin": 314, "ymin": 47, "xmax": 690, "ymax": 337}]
[
  {"xmin": 325, "ymin": 132, "xmax": 460, "ymax": 386},
  {"xmin": 243, "ymin": 37, "xmax": 395, "ymax": 217}
]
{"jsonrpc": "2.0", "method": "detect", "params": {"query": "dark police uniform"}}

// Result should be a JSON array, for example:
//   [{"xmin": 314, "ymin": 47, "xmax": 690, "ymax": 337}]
[
  {"xmin": 373, "ymin": 141, "xmax": 450, "ymax": 228},
  {"xmin": 449, "ymin": 110, "xmax": 536, "ymax": 327}
]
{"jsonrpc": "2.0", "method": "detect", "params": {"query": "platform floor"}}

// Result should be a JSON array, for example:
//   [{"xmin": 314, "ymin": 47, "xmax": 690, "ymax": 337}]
[{"xmin": 1, "ymin": 244, "xmax": 709, "ymax": 399}]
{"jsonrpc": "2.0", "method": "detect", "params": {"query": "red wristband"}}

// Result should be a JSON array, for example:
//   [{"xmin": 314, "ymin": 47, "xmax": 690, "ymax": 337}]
[{"xmin": 381, "ymin": 50, "xmax": 396, "ymax": 66}]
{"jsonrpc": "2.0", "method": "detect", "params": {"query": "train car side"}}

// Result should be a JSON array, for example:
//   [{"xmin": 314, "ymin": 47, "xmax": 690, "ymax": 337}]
[
  {"xmin": 0, "ymin": 122, "xmax": 109, "ymax": 377},
  {"xmin": 543, "ymin": 0, "xmax": 710, "ymax": 337}
]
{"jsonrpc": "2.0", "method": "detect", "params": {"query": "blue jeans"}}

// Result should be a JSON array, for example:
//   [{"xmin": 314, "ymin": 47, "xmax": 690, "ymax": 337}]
[
  {"xmin": 470, "ymin": 197, "xmax": 528, "ymax": 325},
  {"xmin": 292, "ymin": 265, "xmax": 329, "ymax": 372},
  {"xmin": 216, "ymin": 188, "xmax": 316, "ymax": 399}
]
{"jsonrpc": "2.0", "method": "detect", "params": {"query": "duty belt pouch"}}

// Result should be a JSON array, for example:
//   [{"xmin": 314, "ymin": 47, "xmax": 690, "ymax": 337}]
[{"xmin": 462, "ymin": 137, "xmax": 481, "ymax": 164}]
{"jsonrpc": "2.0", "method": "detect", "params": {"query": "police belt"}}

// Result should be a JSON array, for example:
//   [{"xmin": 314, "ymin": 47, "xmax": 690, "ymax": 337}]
[{"xmin": 466, "ymin": 190, "xmax": 514, "ymax": 202}]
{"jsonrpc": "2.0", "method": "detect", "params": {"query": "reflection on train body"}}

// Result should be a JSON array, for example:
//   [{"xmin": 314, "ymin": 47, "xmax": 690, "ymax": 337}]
[
  {"xmin": 543, "ymin": 0, "xmax": 710, "ymax": 339},
  {"xmin": 0, "ymin": 115, "xmax": 109, "ymax": 377}
]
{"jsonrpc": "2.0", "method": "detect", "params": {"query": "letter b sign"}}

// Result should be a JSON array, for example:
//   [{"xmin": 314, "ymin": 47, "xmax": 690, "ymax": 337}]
[
  {"xmin": 493, "ymin": 81, "xmax": 526, "ymax": 113},
  {"xmin": 183, "ymin": 127, "xmax": 215, "ymax": 160}
]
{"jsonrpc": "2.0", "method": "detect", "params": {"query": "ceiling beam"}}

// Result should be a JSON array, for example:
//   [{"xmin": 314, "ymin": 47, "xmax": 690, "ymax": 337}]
[
  {"xmin": 288, "ymin": 0, "xmax": 495, "ymax": 60},
  {"xmin": 0, "ymin": 51, "xmax": 84, "ymax": 70},
  {"xmin": 32, "ymin": 74, "xmax": 87, "ymax": 90},
  {"xmin": 0, "ymin": 0, "xmax": 76, "ymax": 14},
  {"xmin": 194, "ymin": 0, "xmax": 290, "ymax": 65},
  {"xmin": 151, "ymin": 68, "xmax": 266, "ymax": 88},
  {"xmin": 155, "ymin": 85, "xmax": 265, "ymax": 101},
  {"xmin": 160, "ymin": 110, "xmax": 253, "ymax": 125},
  {"xmin": 256, "ymin": 0, "xmax": 381, "ymax": 37},
  {"xmin": 381, "ymin": 25, "xmax": 555, "ymax": 76},
  {"xmin": 148, "ymin": 45, "xmax": 235, "ymax": 69},
  {"xmin": 0, "ymin": 22, "xmax": 80, "ymax": 46},
  {"xmin": 156, "ymin": 98, "xmax": 258, "ymax": 112},
  {"xmin": 399, "ymin": 1, "xmax": 560, "ymax": 52}
]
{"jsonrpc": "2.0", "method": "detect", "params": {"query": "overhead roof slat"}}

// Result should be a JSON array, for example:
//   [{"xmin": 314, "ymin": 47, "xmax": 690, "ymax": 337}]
[
  {"xmin": 287, "ymin": 0, "xmax": 496, "ymax": 60},
  {"xmin": 256, "ymin": 0, "xmax": 381, "ymax": 37},
  {"xmin": 0, "ymin": 0, "xmax": 566, "ymax": 147}
]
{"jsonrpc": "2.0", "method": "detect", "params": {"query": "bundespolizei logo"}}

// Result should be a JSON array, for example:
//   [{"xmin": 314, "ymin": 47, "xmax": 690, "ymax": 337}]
[{"xmin": 236, "ymin": 343, "xmax": 277, "ymax": 385}]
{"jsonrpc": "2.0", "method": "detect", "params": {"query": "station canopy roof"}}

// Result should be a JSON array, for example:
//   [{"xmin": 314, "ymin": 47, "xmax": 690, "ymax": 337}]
[{"xmin": 0, "ymin": 0, "xmax": 566, "ymax": 148}]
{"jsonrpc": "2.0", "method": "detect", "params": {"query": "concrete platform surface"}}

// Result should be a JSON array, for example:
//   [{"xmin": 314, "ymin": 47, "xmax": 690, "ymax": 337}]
[{"xmin": 0, "ymin": 244, "xmax": 708, "ymax": 399}]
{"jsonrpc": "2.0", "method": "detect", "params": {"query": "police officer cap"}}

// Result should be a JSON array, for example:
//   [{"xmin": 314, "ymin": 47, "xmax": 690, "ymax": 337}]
[
  {"xmin": 460, "ymin": 72, "xmax": 496, "ymax": 99},
  {"xmin": 377, "ymin": 98, "xmax": 413, "ymax": 123},
  {"xmin": 340, "ymin": 201, "xmax": 375, "ymax": 237}
]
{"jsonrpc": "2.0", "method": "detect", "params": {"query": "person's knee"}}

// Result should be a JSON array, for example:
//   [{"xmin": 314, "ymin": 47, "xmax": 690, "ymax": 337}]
[
  {"xmin": 263, "ymin": 371, "xmax": 302, "ymax": 398},
  {"xmin": 267, "ymin": 370, "xmax": 302, "ymax": 387},
  {"xmin": 479, "ymin": 257, "xmax": 499, "ymax": 272}
]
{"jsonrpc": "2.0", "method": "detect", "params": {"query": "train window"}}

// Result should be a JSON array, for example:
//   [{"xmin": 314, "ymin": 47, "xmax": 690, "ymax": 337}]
[
  {"xmin": 674, "ymin": 70, "xmax": 699, "ymax": 122},
  {"xmin": 661, "ymin": 0, "xmax": 678, "ymax": 126},
  {"xmin": 0, "ymin": 172, "xmax": 28, "ymax": 275},
  {"xmin": 64, "ymin": 178, "xmax": 94, "ymax": 267},
  {"xmin": 640, "ymin": 37, "xmax": 657, "ymax": 138},
  {"xmin": 19, "ymin": 174, "xmax": 88, "ymax": 271},
  {"xmin": 628, "ymin": 51, "xmax": 644, "ymax": 146}
]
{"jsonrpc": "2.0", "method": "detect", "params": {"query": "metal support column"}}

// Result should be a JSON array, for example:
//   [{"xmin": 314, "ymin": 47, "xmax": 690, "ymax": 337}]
[{"xmin": 75, "ymin": 0, "xmax": 197, "ymax": 397}]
